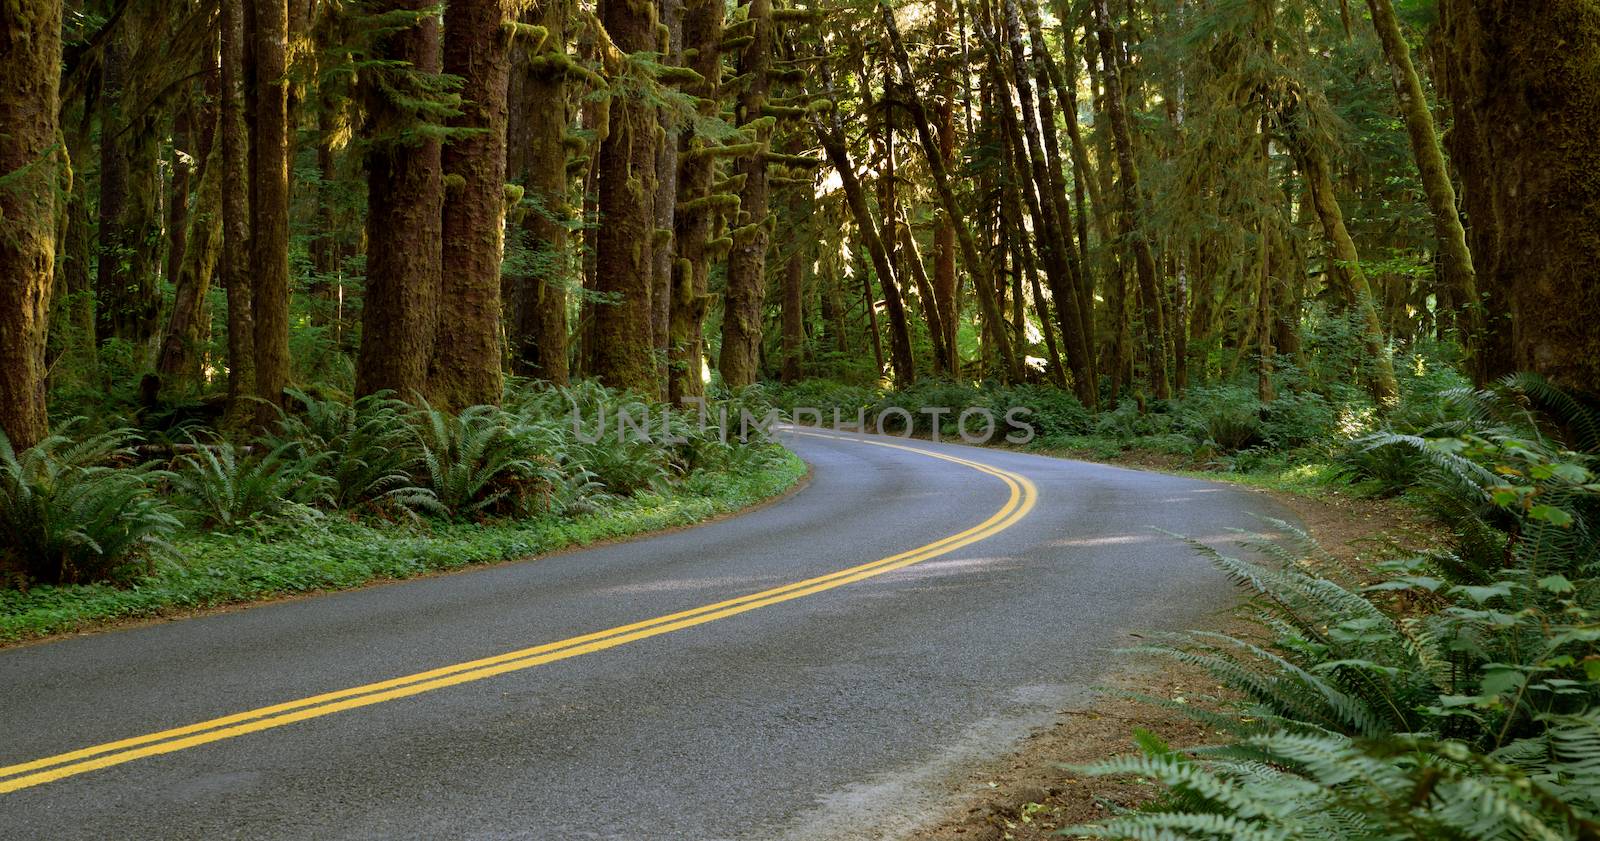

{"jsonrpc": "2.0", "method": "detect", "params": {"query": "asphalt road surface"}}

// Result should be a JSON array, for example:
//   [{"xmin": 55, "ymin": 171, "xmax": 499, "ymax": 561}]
[{"xmin": 0, "ymin": 429, "xmax": 1294, "ymax": 840}]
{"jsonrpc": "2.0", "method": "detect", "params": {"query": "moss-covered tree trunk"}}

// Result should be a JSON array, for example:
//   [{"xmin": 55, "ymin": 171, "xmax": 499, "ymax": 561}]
[
  {"xmin": 1435, "ymin": 0, "xmax": 1600, "ymax": 394},
  {"xmin": 1295, "ymin": 141, "xmax": 1400, "ymax": 403},
  {"xmin": 0, "ymin": 0, "xmax": 63, "ymax": 450},
  {"xmin": 591, "ymin": 0, "xmax": 660, "ymax": 394},
  {"xmin": 816, "ymin": 102, "xmax": 914, "ymax": 385},
  {"xmin": 1091, "ymin": 0, "xmax": 1168, "ymax": 400},
  {"xmin": 221, "ymin": 0, "xmax": 255, "ymax": 420},
  {"xmin": 667, "ymin": 0, "xmax": 724, "ymax": 403},
  {"xmin": 356, "ymin": 2, "xmax": 442, "ymax": 400},
  {"xmin": 251, "ymin": 0, "xmax": 292, "ymax": 423},
  {"xmin": 432, "ymin": 0, "xmax": 514, "ymax": 410},
  {"xmin": 652, "ymin": 0, "xmax": 684, "ymax": 396},
  {"xmin": 881, "ymin": 1, "xmax": 1018, "ymax": 379},
  {"xmin": 157, "ymin": 139, "xmax": 224, "ymax": 387},
  {"xmin": 506, "ymin": 0, "xmax": 571, "ymax": 385},
  {"xmin": 1365, "ymin": 0, "xmax": 1480, "ymax": 366},
  {"xmin": 899, "ymin": 222, "xmax": 949, "ymax": 375},
  {"xmin": 998, "ymin": 0, "xmax": 1094, "ymax": 404},
  {"xmin": 718, "ymin": 0, "xmax": 774, "ymax": 389},
  {"xmin": 932, "ymin": 0, "xmax": 959, "ymax": 374},
  {"xmin": 780, "ymin": 243, "xmax": 804, "ymax": 382}
]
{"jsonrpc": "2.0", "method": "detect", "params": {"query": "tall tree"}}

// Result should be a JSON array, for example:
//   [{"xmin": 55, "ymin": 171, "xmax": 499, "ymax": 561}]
[
  {"xmin": 881, "ymin": 0, "xmax": 1019, "ymax": 378},
  {"xmin": 590, "ymin": 0, "xmax": 660, "ymax": 394},
  {"xmin": 667, "ymin": 0, "xmax": 725, "ymax": 403},
  {"xmin": 1091, "ymin": 0, "xmax": 1169, "ymax": 399},
  {"xmin": 221, "ymin": 0, "xmax": 255, "ymax": 421},
  {"xmin": 0, "ymin": 0, "xmax": 64, "ymax": 449},
  {"xmin": 719, "ymin": 0, "xmax": 776, "ymax": 389},
  {"xmin": 251, "ymin": 0, "xmax": 293, "ymax": 422},
  {"xmin": 1363, "ymin": 0, "xmax": 1479, "ymax": 367},
  {"xmin": 356, "ymin": 2, "xmax": 444, "ymax": 400},
  {"xmin": 506, "ymin": 0, "xmax": 573, "ymax": 385},
  {"xmin": 431, "ymin": 0, "xmax": 515, "ymax": 409},
  {"xmin": 1435, "ymin": 0, "xmax": 1600, "ymax": 394}
]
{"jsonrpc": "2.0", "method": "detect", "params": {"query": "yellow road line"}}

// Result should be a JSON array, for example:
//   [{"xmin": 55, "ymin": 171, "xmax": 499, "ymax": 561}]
[{"xmin": 0, "ymin": 432, "xmax": 1036, "ymax": 794}]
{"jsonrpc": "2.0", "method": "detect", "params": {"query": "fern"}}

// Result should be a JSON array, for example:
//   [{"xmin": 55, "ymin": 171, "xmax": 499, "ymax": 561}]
[
  {"xmin": 170, "ymin": 435, "xmax": 332, "ymax": 528},
  {"xmin": 0, "ymin": 423, "xmax": 178, "ymax": 585}
]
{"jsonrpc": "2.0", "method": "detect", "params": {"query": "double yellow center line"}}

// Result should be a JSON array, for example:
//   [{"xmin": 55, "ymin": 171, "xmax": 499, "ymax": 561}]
[{"xmin": 0, "ymin": 432, "xmax": 1037, "ymax": 794}]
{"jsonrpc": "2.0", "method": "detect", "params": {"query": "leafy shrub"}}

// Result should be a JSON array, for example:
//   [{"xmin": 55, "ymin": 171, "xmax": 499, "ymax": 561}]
[
  {"xmin": 986, "ymin": 383, "xmax": 1093, "ymax": 438},
  {"xmin": 1070, "ymin": 380, "xmax": 1600, "ymax": 841},
  {"xmin": 412, "ymin": 402, "xmax": 560, "ymax": 520},
  {"xmin": 0, "ymin": 425, "xmax": 178, "ymax": 585},
  {"xmin": 268, "ymin": 390, "xmax": 437, "ymax": 516},
  {"xmin": 170, "ymin": 436, "xmax": 333, "ymax": 528}
]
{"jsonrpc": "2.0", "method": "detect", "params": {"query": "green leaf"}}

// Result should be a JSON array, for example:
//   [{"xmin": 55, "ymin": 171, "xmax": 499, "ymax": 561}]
[
  {"xmin": 1528, "ymin": 505, "xmax": 1574, "ymax": 526},
  {"xmin": 1536, "ymin": 574, "xmax": 1575, "ymax": 594}
]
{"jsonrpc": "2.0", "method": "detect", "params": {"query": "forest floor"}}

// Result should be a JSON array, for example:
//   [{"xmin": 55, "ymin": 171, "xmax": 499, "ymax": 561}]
[{"xmin": 898, "ymin": 448, "xmax": 1443, "ymax": 840}]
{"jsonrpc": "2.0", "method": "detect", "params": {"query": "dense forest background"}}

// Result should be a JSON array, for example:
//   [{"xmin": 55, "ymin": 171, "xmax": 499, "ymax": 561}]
[
  {"xmin": 2, "ymin": 0, "xmax": 1596, "ymax": 449},
  {"xmin": 4, "ymin": 1, "xmax": 1600, "ymax": 835}
]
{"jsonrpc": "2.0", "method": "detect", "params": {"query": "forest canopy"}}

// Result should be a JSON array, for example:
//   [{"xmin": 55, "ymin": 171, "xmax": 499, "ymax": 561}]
[{"xmin": 1, "ymin": 0, "xmax": 1597, "ymax": 448}]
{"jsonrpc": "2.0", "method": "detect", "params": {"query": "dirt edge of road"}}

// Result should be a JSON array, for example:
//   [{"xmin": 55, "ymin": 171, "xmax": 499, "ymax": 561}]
[{"xmin": 898, "ymin": 478, "xmax": 1440, "ymax": 841}]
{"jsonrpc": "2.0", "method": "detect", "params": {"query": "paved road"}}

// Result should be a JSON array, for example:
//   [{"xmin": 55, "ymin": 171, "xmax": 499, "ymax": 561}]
[{"xmin": 0, "ymin": 429, "xmax": 1293, "ymax": 840}]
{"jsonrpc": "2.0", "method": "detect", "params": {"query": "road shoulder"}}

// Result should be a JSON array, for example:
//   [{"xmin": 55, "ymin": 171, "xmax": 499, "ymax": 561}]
[{"xmin": 896, "ymin": 475, "xmax": 1442, "ymax": 841}]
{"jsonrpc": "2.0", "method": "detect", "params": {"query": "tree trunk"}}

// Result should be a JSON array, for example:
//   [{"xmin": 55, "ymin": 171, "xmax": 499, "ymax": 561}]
[
  {"xmin": 1295, "ymin": 140, "xmax": 1400, "ymax": 402},
  {"xmin": 0, "ymin": 0, "xmax": 63, "ymax": 450},
  {"xmin": 780, "ymin": 244, "xmax": 804, "ymax": 382},
  {"xmin": 995, "ymin": 0, "xmax": 1095, "ymax": 404},
  {"xmin": 899, "ymin": 223, "xmax": 949, "ymax": 375},
  {"xmin": 591, "ymin": 0, "xmax": 659, "ymax": 394},
  {"xmin": 1365, "ymin": 0, "xmax": 1480, "ymax": 366},
  {"xmin": 932, "ymin": 3, "xmax": 959, "ymax": 374},
  {"xmin": 251, "ymin": 0, "xmax": 292, "ymax": 424},
  {"xmin": 356, "ymin": 1, "xmax": 443, "ymax": 401},
  {"xmin": 507, "ymin": 0, "xmax": 571, "ymax": 386},
  {"xmin": 431, "ymin": 0, "xmax": 514, "ymax": 410},
  {"xmin": 652, "ymin": 0, "xmax": 684, "ymax": 396},
  {"xmin": 1091, "ymin": 0, "xmax": 1168, "ymax": 399},
  {"xmin": 718, "ymin": 0, "xmax": 774, "ymax": 389},
  {"xmin": 157, "ymin": 138, "xmax": 224, "ymax": 388},
  {"xmin": 221, "ymin": 0, "xmax": 255, "ymax": 422},
  {"xmin": 668, "ymin": 0, "xmax": 723, "ymax": 403},
  {"xmin": 1435, "ymin": 0, "xmax": 1600, "ymax": 394},
  {"xmin": 815, "ymin": 106, "xmax": 915, "ymax": 385},
  {"xmin": 881, "ymin": 4, "xmax": 1018, "ymax": 378}
]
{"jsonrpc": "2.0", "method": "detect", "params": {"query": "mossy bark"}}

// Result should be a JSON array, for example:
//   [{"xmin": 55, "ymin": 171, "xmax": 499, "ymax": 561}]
[
  {"xmin": 221, "ymin": 0, "xmax": 255, "ymax": 423},
  {"xmin": 431, "ymin": 0, "xmax": 513, "ymax": 410},
  {"xmin": 1295, "ymin": 140, "xmax": 1400, "ymax": 403},
  {"xmin": 1365, "ymin": 0, "xmax": 1480, "ymax": 367},
  {"xmin": 506, "ymin": 0, "xmax": 572, "ymax": 386},
  {"xmin": 0, "ymin": 0, "xmax": 63, "ymax": 450},
  {"xmin": 667, "ymin": 0, "xmax": 724, "ymax": 403},
  {"xmin": 591, "ymin": 0, "xmax": 661, "ymax": 395},
  {"xmin": 250, "ymin": 0, "xmax": 292, "ymax": 424},
  {"xmin": 998, "ymin": 0, "xmax": 1095, "ymax": 404},
  {"xmin": 881, "ymin": 1, "xmax": 1018, "ymax": 379},
  {"xmin": 356, "ymin": 0, "xmax": 442, "ymax": 401},
  {"xmin": 816, "ymin": 104, "xmax": 915, "ymax": 385},
  {"xmin": 1435, "ymin": 0, "xmax": 1600, "ymax": 394},
  {"xmin": 780, "ymin": 244, "xmax": 804, "ymax": 382},
  {"xmin": 717, "ymin": 0, "xmax": 774, "ymax": 389},
  {"xmin": 157, "ymin": 138, "xmax": 224, "ymax": 388},
  {"xmin": 1091, "ymin": 0, "xmax": 1169, "ymax": 400}
]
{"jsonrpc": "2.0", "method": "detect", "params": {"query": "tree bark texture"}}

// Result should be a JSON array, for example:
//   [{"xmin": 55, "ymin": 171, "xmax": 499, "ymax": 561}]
[
  {"xmin": 0, "ymin": 0, "xmax": 64, "ymax": 450},
  {"xmin": 356, "ymin": 1, "xmax": 443, "ymax": 400},
  {"xmin": 432, "ymin": 0, "xmax": 514, "ymax": 409}
]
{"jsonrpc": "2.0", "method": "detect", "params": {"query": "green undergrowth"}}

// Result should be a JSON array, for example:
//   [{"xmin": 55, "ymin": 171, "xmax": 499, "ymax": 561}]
[{"xmin": 0, "ymin": 450, "xmax": 804, "ymax": 644}]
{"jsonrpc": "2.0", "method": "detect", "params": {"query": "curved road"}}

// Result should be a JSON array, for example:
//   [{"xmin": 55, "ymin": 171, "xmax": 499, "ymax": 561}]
[{"xmin": 0, "ymin": 429, "xmax": 1292, "ymax": 840}]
